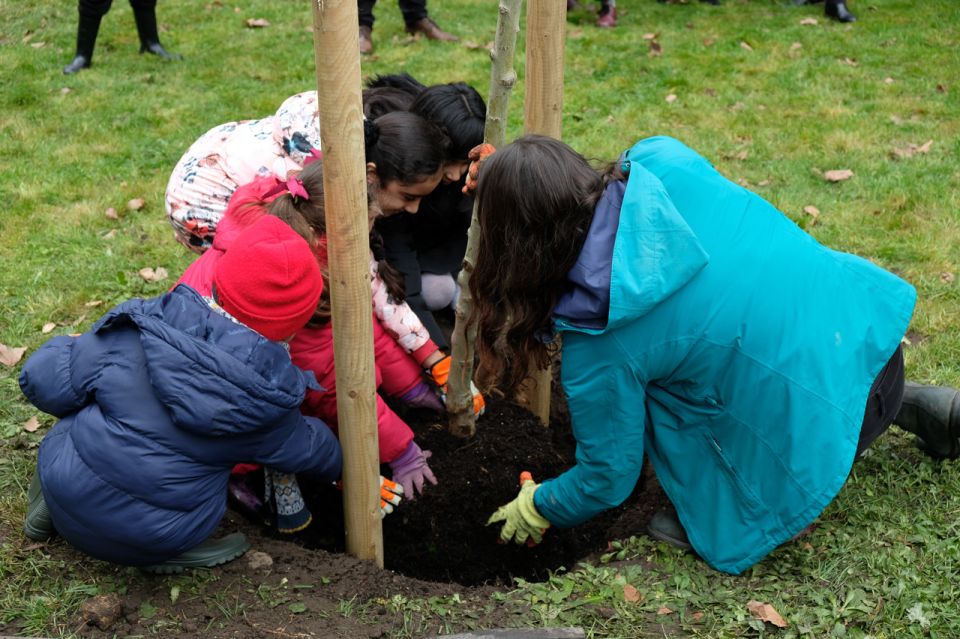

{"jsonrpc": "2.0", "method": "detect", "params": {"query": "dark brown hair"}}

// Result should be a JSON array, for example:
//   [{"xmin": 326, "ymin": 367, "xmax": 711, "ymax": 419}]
[{"xmin": 469, "ymin": 135, "xmax": 624, "ymax": 395}]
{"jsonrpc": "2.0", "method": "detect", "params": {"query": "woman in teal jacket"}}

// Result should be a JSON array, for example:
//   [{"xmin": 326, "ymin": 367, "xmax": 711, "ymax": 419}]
[{"xmin": 476, "ymin": 135, "xmax": 960, "ymax": 574}]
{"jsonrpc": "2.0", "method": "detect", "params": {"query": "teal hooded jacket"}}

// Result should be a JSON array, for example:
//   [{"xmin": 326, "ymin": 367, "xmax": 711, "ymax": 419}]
[{"xmin": 532, "ymin": 136, "xmax": 916, "ymax": 574}]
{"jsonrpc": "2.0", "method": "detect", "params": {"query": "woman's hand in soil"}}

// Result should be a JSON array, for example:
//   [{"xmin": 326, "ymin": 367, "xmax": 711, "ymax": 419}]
[
  {"xmin": 380, "ymin": 476, "xmax": 404, "ymax": 517},
  {"xmin": 388, "ymin": 441, "xmax": 438, "ymax": 499},
  {"xmin": 487, "ymin": 471, "xmax": 551, "ymax": 546}
]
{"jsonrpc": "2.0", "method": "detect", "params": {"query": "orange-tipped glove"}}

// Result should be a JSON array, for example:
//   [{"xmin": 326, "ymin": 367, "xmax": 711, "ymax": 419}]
[
  {"xmin": 487, "ymin": 471, "xmax": 551, "ymax": 546},
  {"xmin": 379, "ymin": 475, "xmax": 404, "ymax": 518},
  {"xmin": 427, "ymin": 355, "xmax": 486, "ymax": 416},
  {"xmin": 462, "ymin": 143, "xmax": 496, "ymax": 196}
]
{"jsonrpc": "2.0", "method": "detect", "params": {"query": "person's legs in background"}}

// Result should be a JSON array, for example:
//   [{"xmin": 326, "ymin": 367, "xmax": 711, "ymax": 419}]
[
  {"xmin": 63, "ymin": 0, "xmax": 112, "ymax": 74},
  {"xmin": 358, "ymin": 0, "xmax": 375, "ymax": 53},
  {"xmin": 401, "ymin": 0, "xmax": 459, "ymax": 42},
  {"xmin": 130, "ymin": 0, "xmax": 181, "ymax": 59}
]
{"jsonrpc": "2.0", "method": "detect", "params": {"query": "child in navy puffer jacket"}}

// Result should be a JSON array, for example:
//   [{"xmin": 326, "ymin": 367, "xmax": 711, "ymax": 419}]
[{"xmin": 20, "ymin": 216, "xmax": 343, "ymax": 572}]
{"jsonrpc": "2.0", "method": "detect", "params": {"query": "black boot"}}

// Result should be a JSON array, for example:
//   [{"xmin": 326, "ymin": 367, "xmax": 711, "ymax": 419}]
[
  {"xmin": 895, "ymin": 382, "xmax": 960, "ymax": 459},
  {"xmin": 63, "ymin": 10, "xmax": 103, "ymax": 74},
  {"xmin": 825, "ymin": 0, "xmax": 856, "ymax": 22},
  {"xmin": 132, "ymin": 3, "xmax": 182, "ymax": 60}
]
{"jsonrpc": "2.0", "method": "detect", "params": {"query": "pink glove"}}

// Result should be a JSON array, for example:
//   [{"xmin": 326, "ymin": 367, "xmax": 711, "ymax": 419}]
[
  {"xmin": 388, "ymin": 441, "xmax": 437, "ymax": 499},
  {"xmin": 399, "ymin": 382, "xmax": 444, "ymax": 412}
]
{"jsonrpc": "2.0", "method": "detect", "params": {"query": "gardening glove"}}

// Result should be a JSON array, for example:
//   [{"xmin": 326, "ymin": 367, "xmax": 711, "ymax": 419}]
[
  {"xmin": 398, "ymin": 381, "xmax": 445, "ymax": 412},
  {"xmin": 388, "ymin": 441, "xmax": 438, "ymax": 499},
  {"xmin": 427, "ymin": 355, "xmax": 486, "ymax": 416},
  {"xmin": 380, "ymin": 475, "xmax": 404, "ymax": 517},
  {"xmin": 487, "ymin": 471, "xmax": 551, "ymax": 546},
  {"xmin": 462, "ymin": 143, "xmax": 496, "ymax": 196}
]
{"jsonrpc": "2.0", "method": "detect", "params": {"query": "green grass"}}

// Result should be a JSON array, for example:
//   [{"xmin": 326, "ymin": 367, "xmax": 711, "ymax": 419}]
[{"xmin": 1, "ymin": 0, "xmax": 959, "ymax": 636}]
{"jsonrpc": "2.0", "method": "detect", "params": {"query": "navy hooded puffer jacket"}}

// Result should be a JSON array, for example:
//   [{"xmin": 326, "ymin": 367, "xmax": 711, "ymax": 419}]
[{"xmin": 20, "ymin": 285, "xmax": 342, "ymax": 565}]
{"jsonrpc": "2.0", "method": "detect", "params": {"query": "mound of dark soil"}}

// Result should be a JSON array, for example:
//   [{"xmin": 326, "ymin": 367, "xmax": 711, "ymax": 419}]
[{"xmin": 289, "ymin": 398, "xmax": 669, "ymax": 586}]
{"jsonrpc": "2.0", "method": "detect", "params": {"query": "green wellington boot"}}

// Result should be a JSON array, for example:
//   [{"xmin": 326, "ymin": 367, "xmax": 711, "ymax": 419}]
[
  {"xmin": 23, "ymin": 473, "xmax": 56, "ymax": 541},
  {"xmin": 141, "ymin": 533, "xmax": 251, "ymax": 575},
  {"xmin": 647, "ymin": 509, "xmax": 692, "ymax": 550},
  {"xmin": 895, "ymin": 382, "xmax": 960, "ymax": 460}
]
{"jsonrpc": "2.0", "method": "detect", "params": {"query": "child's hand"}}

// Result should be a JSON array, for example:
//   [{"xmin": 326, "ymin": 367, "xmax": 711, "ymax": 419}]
[
  {"xmin": 427, "ymin": 355, "xmax": 486, "ymax": 416},
  {"xmin": 462, "ymin": 143, "xmax": 496, "ymax": 196},
  {"xmin": 388, "ymin": 441, "xmax": 438, "ymax": 499},
  {"xmin": 380, "ymin": 476, "xmax": 404, "ymax": 517}
]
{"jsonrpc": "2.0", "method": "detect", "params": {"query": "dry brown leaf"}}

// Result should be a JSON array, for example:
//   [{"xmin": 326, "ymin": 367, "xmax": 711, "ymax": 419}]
[
  {"xmin": 0, "ymin": 344, "xmax": 27, "ymax": 367},
  {"xmin": 30, "ymin": 42, "xmax": 46, "ymax": 48},
  {"xmin": 127, "ymin": 197, "xmax": 146, "ymax": 211},
  {"xmin": 649, "ymin": 40, "xmax": 662, "ymax": 56},
  {"xmin": 800, "ymin": 17, "xmax": 818, "ymax": 25},
  {"xmin": 704, "ymin": 87, "xmax": 717, "ymax": 97},
  {"xmin": 642, "ymin": 32, "xmax": 659, "ymax": 40},
  {"xmin": 692, "ymin": 612, "xmax": 704, "ymax": 621},
  {"xmin": 789, "ymin": 41, "xmax": 803, "ymax": 53},
  {"xmin": 937, "ymin": 83, "xmax": 947, "ymax": 93},
  {"xmin": 104, "ymin": 207, "xmax": 118, "ymax": 220},
  {"xmin": 891, "ymin": 140, "xmax": 933, "ymax": 159},
  {"xmin": 657, "ymin": 605, "xmax": 673, "ymax": 615},
  {"xmin": 736, "ymin": 149, "xmax": 749, "ymax": 161},
  {"xmin": 102, "ymin": 229, "xmax": 118, "ymax": 240},
  {"xmin": 703, "ymin": 37, "xmax": 715, "ymax": 46},
  {"xmin": 841, "ymin": 57, "xmax": 859, "ymax": 67},
  {"xmin": 758, "ymin": 178, "xmax": 772, "ymax": 186},
  {"xmin": 138, "ymin": 267, "xmax": 169, "ymax": 283},
  {"xmin": 803, "ymin": 205, "xmax": 821, "ymax": 221},
  {"xmin": 623, "ymin": 584, "xmax": 641, "ymax": 603},
  {"xmin": 747, "ymin": 600, "xmax": 788, "ymax": 628},
  {"xmin": 607, "ymin": 115, "xmax": 615, "ymax": 123},
  {"xmin": 61, "ymin": 87, "xmax": 72, "ymax": 95},
  {"xmin": 462, "ymin": 40, "xmax": 483, "ymax": 50},
  {"xmin": 740, "ymin": 41, "xmax": 753, "ymax": 52},
  {"xmin": 883, "ymin": 77, "xmax": 894, "ymax": 84},
  {"xmin": 803, "ymin": 542, "xmax": 815, "ymax": 550},
  {"xmin": 245, "ymin": 17, "xmax": 270, "ymax": 28},
  {"xmin": 890, "ymin": 114, "xmax": 904, "ymax": 125},
  {"xmin": 41, "ymin": 322, "xmax": 56, "ymax": 334},
  {"xmin": 941, "ymin": 272, "xmax": 955, "ymax": 284},
  {"xmin": 665, "ymin": 93, "xmax": 678, "ymax": 103},
  {"xmin": 824, "ymin": 169, "xmax": 854, "ymax": 182},
  {"xmin": 23, "ymin": 416, "xmax": 40, "ymax": 433},
  {"xmin": 85, "ymin": 300, "xmax": 103, "ymax": 307}
]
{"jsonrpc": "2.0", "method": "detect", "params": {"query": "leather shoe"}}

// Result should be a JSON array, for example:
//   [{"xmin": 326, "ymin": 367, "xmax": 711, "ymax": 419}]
[
  {"xmin": 825, "ymin": 0, "xmax": 856, "ymax": 21},
  {"xmin": 595, "ymin": 7, "xmax": 617, "ymax": 27},
  {"xmin": 359, "ymin": 25, "xmax": 373, "ymax": 54},
  {"xmin": 406, "ymin": 18, "xmax": 459, "ymax": 42},
  {"xmin": 140, "ymin": 42, "xmax": 182, "ymax": 60},
  {"xmin": 63, "ymin": 55, "xmax": 91, "ymax": 75}
]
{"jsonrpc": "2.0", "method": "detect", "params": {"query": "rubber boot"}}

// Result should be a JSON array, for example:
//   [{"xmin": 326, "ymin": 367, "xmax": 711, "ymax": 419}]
[
  {"xmin": 132, "ymin": 3, "xmax": 182, "ymax": 60},
  {"xmin": 140, "ymin": 533, "xmax": 250, "ymax": 574},
  {"xmin": 23, "ymin": 472, "xmax": 56, "ymax": 541},
  {"xmin": 895, "ymin": 382, "xmax": 960, "ymax": 459},
  {"xmin": 825, "ymin": 0, "xmax": 856, "ymax": 22},
  {"xmin": 63, "ymin": 10, "xmax": 103, "ymax": 74},
  {"xmin": 647, "ymin": 509, "xmax": 692, "ymax": 550}
]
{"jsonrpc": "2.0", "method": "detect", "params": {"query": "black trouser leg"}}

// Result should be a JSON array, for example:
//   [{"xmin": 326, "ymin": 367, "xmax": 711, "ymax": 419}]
[
  {"xmin": 855, "ymin": 346, "xmax": 905, "ymax": 457},
  {"xmin": 75, "ymin": 0, "xmax": 112, "ymax": 60},
  {"xmin": 130, "ymin": 0, "xmax": 160, "ymax": 50},
  {"xmin": 399, "ymin": 0, "xmax": 429, "ymax": 27},
  {"xmin": 358, "ymin": 0, "xmax": 377, "ymax": 28}
]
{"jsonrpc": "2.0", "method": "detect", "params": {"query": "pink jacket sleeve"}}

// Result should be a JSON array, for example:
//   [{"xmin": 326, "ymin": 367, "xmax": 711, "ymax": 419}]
[{"xmin": 368, "ymin": 256, "xmax": 438, "ymax": 364}]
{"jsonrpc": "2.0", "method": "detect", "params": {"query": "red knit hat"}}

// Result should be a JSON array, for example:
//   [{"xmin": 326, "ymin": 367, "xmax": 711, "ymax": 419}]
[{"xmin": 213, "ymin": 215, "xmax": 323, "ymax": 341}]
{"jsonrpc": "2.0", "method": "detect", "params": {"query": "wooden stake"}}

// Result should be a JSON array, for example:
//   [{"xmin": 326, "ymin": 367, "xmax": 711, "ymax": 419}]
[
  {"xmin": 447, "ymin": 0, "xmax": 524, "ymax": 439},
  {"xmin": 310, "ymin": 0, "xmax": 383, "ymax": 566},
  {"xmin": 519, "ymin": 0, "xmax": 566, "ymax": 425}
]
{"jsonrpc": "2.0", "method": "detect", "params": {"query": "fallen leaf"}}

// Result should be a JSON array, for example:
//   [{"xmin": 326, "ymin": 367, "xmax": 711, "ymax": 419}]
[
  {"xmin": 890, "ymin": 114, "xmax": 904, "ymax": 125},
  {"xmin": 234, "ymin": 6, "xmax": 241, "ymax": 12},
  {"xmin": 703, "ymin": 37, "xmax": 715, "ymax": 46},
  {"xmin": 789, "ymin": 41, "xmax": 803, "ymax": 53},
  {"xmin": 803, "ymin": 542, "xmax": 814, "ymax": 550},
  {"xmin": 568, "ymin": 28, "xmax": 584, "ymax": 39},
  {"xmin": 0, "ymin": 344, "xmax": 27, "ymax": 367},
  {"xmin": 692, "ymin": 612, "xmax": 704, "ymax": 621},
  {"xmin": 740, "ymin": 41, "xmax": 753, "ymax": 52},
  {"xmin": 936, "ymin": 83, "xmax": 947, "ymax": 93},
  {"xmin": 704, "ymin": 87, "xmax": 717, "ymax": 97},
  {"xmin": 623, "ymin": 584, "xmax": 641, "ymax": 603},
  {"xmin": 747, "ymin": 600, "xmax": 788, "ymax": 628},
  {"xmin": 883, "ymin": 77, "xmax": 894, "ymax": 84},
  {"xmin": 824, "ymin": 169, "xmax": 854, "ymax": 182},
  {"xmin": 607, "ymin": 115, "xmax": 615, "ymax": 123},
  {"xmin": 41, "ymin": 322, "xmax": 56, "ymax": 334},
  {"xmin": 104, "ymin": 207, "xmax": 118, "ymax": 220},
  {"xmin": 138, "ymin": 267, "xmax": 169, "ymax": 283},
  {"xmin": 840, "ymin": 57, "xmax": 859, "ymax": 67},
  {"xmin": 23, "ymin": 417, "xmax": 40, "ymax": 433},
  {"xmin": 890, "ymin": 140, "xmax": 933, "ymax": 159},
  {"xmin": 758, "ymin": 178, "xmax": 772, "ymax": 186},
  {"xmin": 730, "ymin": 101, "xmax": 746, "ymax": 111},
  {"xmin": 462, "ymin": 40, "xmax": 483, "ymax": 50},
  {"xmin": 30, "ymin": 42, "xmax": 46, "ymax": 48},
  {"xmin": 649, "ymin": 40, "xmax": 662, "ymax": 56},
  {"xmin": 641, "ymin": 32, "xmax": 659, "ymax": 40},
  {"xmin": 800, "ymin": 17, "xmax": 818, "ymax": 25},
  {"xmin": 665, "ymin": 93, "xmax": 677, "ymax": 103},
  {"xmin": 127, "ymin": 197, "xmax": 145, "ymax": 211},
  {"xmin": 85, "ymin": 300, "xmax": 103, "ymax": 307},
  {"xmin": 803, "ymin": 205, "xmax": 821, "ymax": 221},
  {"xmin": 941, "ymin": 272, "xmax": 955, "ymax": 284},
  {"xmin": 657, "ymin": 605, "xmax": 673, "ymax": 615},
  {"xmin": 69, "ymin": 333, "xmax": 82, "ymax": 337},
  {"xmin": 102, "ymin": 229, "xmax": 118, "ymax": 240},
  {"xmin": 245, "ymin": 17, "xmax": 270, "ymax": 27},
  {"xmin": 61, "ymin": 87, "xmax": 72, "ymax": 95},
  {"xmin": 735, "ymin": 149, "xmax": 749, "ymax": 161}
]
